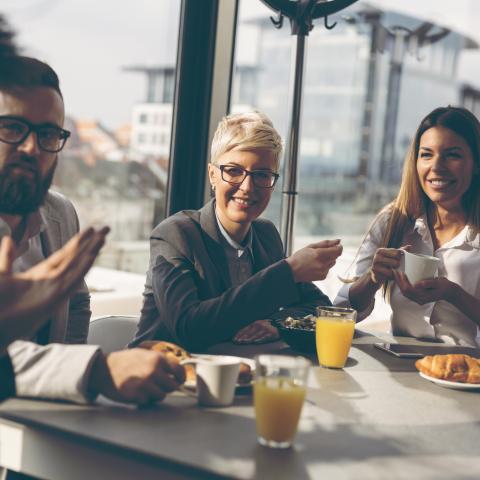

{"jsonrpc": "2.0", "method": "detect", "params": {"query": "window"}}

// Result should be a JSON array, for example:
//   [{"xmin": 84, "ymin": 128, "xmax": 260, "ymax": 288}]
[
  {"xmin": 231, "ymin": 0, "xmax": 478, "ymax": 325},
  {"xmin": 4, "ymin": 1, "xmax": 181, "ymax": 275}
]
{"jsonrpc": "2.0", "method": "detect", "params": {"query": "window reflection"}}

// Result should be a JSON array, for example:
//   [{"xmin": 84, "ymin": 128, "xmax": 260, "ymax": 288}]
[
  {"xmin": 231, "ymin": 1, "xmax": 475, "ymax": 240},
  {"xmin": 5, "ymin": 1, "xmax": 181, "ymax": 273},
  {"xmin": 231, "ymin": 0, "xmax": 477, "ymax": 314}
]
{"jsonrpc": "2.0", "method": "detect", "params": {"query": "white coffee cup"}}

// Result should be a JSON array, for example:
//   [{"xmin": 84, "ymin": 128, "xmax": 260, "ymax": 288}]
[
  {"xmin": 181, "ymin": 356, "xmax": 240, "ymax": 407},
  {"xmin": 399, "ymin": 251, "xmax": 440, "ymax": 284}
]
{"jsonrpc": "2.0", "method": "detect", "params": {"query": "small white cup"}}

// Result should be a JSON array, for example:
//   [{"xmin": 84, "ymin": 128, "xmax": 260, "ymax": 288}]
[
  {"xmin": 182, "ymin": 356, "xmax": 240, "ymax": 407},
  {"xmin": 399, "ymin": 251, "xmax": 440, "ymax": 284}
]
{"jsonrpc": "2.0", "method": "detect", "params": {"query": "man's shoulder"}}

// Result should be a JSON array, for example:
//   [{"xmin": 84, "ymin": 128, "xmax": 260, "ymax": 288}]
[
  {"xmin": 40, "ymin": 190, "xmax": 79, "ymax": 236},
  {"xmin": 43, "ymin": 190, "xmax": 77, "ymax": 217}
]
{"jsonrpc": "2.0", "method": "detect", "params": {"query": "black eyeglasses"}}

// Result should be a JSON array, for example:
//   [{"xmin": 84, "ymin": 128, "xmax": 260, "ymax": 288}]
[
  {"xmin": 216, "ymin": 164, "xmax": 279, "ymax": 189},
  {"xmin": 0, "ymin": 116, "xmax": 71, "ymax": 153}
]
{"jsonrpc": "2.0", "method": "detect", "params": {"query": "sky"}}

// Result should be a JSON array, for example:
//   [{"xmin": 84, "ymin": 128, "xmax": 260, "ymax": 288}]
[
  {"xmin": 3, "ymin": 0, "xmax": 480, "ymax": 130},
  {"xmin": 3, "ymin": 0, "xmax": 180, "ymax": 129}
]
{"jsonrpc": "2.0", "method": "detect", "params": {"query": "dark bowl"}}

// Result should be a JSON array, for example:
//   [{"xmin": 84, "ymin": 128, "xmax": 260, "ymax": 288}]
[{"xmin": 273, "ymin": 319, "xmax": 316, "ymax": 353}]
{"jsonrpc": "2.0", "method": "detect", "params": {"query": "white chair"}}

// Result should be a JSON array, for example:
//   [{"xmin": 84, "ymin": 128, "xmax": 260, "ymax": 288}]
[{"xmin": 87, "ymin": 315, "xmax": 139, "ymax": 353}]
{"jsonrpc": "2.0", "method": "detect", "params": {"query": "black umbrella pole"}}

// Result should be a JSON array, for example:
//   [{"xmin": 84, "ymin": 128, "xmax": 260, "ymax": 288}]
[{"xmin": 280, "ymin": 33, "xmax": 307, "ymax": 256}]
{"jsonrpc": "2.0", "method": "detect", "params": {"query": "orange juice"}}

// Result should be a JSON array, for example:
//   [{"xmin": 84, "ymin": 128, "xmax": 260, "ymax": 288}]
[
  {"xmin": 316, "ymin": 317, "xmax": 355, "ymax": 368},
  {"xmin": 254, "ymin": 377, "xmax": 306, "ymax": 445}
]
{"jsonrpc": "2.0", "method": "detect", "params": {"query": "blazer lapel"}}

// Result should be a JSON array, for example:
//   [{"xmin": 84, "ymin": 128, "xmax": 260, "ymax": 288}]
[
  {"xmin": 39, "ymin": 200, "xmax": 69, "ymax": 342},
  {"xmin": 39, "ymin": 200, "xmax": 65, "ymax": 254},
  {"xmin": 251, "ymin": 225, "xmax": 275, "ymax": 273}
]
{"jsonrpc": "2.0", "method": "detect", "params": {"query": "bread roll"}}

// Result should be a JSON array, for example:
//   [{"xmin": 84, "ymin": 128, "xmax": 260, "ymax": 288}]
[
  {"xmin": 238, "ymin": 362, "xmax": 253, "ymax": 385},
  {"xmin": 415, "ymin": 354, "xmax": 480, "ymax": 384},
  {"xmin": 138, "ymin": 340, "xmax": 195, "ymax": 382},
  {"xmin": 138, "ymin": 341, "xmax": 253, "ymax": 386}
]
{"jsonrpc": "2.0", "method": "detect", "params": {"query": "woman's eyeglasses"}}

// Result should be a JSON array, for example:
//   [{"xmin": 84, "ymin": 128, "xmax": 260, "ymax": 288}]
[{"xmin": 216, "ymin": 164, "xmax": 279, "ymax": 189}]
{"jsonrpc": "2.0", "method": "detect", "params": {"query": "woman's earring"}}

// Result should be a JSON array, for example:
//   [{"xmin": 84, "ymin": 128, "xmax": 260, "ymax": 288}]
[{"xmin": 211, "ymin": 184, "xmax": 216, "ymax": 191}]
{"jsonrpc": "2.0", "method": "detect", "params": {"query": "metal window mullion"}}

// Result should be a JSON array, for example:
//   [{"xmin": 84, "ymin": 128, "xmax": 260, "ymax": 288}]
[{"xmin": 166, "ymin": 0, "xmax": 238, "ymax": 216}]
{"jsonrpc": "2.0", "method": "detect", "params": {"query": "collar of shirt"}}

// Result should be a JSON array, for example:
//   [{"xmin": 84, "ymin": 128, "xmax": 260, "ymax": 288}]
[
  {"xmin": 0, "ymin": 210, "xmax": 46, "ymax": 258},
  {"xmin": 413, "ymin": 216, "xmax": 432, "ymax": 245},
  {"xmin": 465, "ymin": 227, "xmax": 480, "ymax": 249},
  {"xmin": 414, "ymin": 215, "xmax": 480, "ymax": 250},
  {"xmin": 214, "ymin": 208, "xmax": 253, "ymax": 258}
]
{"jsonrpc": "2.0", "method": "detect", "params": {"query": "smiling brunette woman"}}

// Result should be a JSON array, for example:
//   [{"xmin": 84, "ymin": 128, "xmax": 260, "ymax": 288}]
[
  {"xmin": 335, "ymin": 106, "xmax": 480, "ymax": 346},
  {"xmin": 130, "ymin": 111, "xmax": 343, "ymax": 351}
]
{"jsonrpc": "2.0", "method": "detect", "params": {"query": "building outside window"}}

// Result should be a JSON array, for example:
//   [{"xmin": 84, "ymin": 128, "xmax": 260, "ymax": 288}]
[
  {"xmin": 3, "ymin": 1, "xmax": 181, "ymax": 316},
  {"xmin": 230, "ymin": 0, "xmax": 478, "ymax": 323},
  {"xmin": 4, "ymin": 0, "xmax": 480, "ymax": 320}
]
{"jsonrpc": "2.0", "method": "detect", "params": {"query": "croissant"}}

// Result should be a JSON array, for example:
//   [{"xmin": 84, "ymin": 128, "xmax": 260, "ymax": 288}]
[
  {"xmin": 139, "ymin": 340, "xmax": 196, "ymax": 382},
  {"xmin": 415, "ymin": 354, "xmax": 480, "ymax": 384},
  {"xmin": 138, "ymin": 341, "xmax": 252, "ymax": 385}
]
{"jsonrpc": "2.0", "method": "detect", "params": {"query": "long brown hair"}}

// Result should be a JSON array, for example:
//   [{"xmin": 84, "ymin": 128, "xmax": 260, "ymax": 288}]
[{"xmin": 378, "ymin": 106, "xmax": 480, "ymax": 294}]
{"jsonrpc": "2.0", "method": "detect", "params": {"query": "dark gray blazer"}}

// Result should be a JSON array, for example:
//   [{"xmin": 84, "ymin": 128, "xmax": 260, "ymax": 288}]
[{"xmin": 131, "ymin": 199, "xmax": 331, "ymax": 351}]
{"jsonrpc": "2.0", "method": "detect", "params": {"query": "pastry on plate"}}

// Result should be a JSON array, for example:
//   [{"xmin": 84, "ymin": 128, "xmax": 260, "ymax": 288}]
[
  {"xmin": 138, "ymin": 341, "xmax": 253, "ymax": 385},
  {"xmin": 415, "ymin": 354, "xmax": 480, "ymax": 384},
  {"xmin": 138, "ymin": 340, "xmax": 195, "ymax": 382},
  {"xmin": 238, "ymin": 362, "xmax": 253, "ymax": 385}
]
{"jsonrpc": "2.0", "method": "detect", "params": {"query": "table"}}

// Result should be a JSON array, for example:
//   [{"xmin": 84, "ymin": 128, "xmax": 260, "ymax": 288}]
[
  {"xmin": 85, "ymin": 267, "xmax": 144, "ymax": 318},
  {"xmin": 1, "ymin": 331, "xmax": 479, "ymax": 480}
]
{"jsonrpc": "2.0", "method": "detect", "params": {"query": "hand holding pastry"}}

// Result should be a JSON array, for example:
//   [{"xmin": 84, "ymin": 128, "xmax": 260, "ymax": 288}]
[
  {"xmin": 90, "ymin": 348, "xmax": 186, "ymax": 405},
  {"xmin": 138, "ymin": 341, "xmax": 253, "ymax": 386},
  {"xmin": 139, "ymin": 340, "xmax": 195, "ymax": 383}
]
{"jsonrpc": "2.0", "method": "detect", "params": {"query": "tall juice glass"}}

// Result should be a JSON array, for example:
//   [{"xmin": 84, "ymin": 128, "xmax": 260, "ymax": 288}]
[
  {"xmin": 316, "ymin": 306, "xmax": 357, "ymax": 368},
  {"xmin": 254, "ymin": 355, "xmax": 311, "ymax": 449}
]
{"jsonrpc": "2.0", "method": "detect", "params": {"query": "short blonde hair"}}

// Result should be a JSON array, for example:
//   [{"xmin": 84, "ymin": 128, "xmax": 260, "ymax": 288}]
[{"xmin": 210, "ymin": 111, "xmax": 283, "ymax": 171}]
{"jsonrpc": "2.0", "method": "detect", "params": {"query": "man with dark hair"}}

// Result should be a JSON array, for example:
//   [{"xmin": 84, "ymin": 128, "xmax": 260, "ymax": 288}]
[
  {"xmin": 0, "ymin": 54, "xmax": 92, "ymax": 355},
  {"xmin": 0, "ymin": 30, "xmax": 186, "ymax": 407}
]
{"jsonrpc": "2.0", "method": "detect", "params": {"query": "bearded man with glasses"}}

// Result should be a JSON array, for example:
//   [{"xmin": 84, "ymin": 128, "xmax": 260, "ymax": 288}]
[
  {"xmin": 0, "ymin": 56, "xmax": 93, "ymax": 359},
  {"xmin": 131, "ymin": 111, "xmax": 343, "ymax": 351},
  {"xmin": 0, "ymin": 20, "xmax": 186, "ymax": 419}
]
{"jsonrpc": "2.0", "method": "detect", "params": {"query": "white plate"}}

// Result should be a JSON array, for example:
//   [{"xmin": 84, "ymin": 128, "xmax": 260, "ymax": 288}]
[
  {"xmin": 184, "ymin": 355, "xmax": 255, "ymax": 388},
  {"xmin": 419, "ymin": 372, "xmax": 480, "ymax": 390}
]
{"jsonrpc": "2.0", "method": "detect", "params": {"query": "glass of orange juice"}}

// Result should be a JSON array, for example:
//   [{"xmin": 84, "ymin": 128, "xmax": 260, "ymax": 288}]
[
  {"xmin": 316, "ymin": 306, "xmax": 357, "ymax": 368},
  {"xmin": 253, "ymin": 355, "xmax": 311, "ymax": 449}
]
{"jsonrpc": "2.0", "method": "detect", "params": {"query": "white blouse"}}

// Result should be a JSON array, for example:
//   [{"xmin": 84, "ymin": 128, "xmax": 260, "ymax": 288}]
[{"xmin": 335, "ymin": 211, "xmax": 480, "ymax": 347}]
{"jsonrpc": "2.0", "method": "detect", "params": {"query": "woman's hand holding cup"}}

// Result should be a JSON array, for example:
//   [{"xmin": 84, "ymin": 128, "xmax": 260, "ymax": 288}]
[{"xmin": 369, "ymin": 245, "xmax": 411, "ymax": 285}]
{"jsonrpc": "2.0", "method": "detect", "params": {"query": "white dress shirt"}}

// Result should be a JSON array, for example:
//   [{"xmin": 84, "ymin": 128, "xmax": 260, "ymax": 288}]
[
  {"xmin": 335, "ymin": 210, "xmax": 480, "ymax": 347},
  {"xmin": 215, "ymin": 208, "xmax": 254, "ymax": 287},
  {"xmin": 0, "ymin": 210, "xmax": 47, "ymax": 274}
]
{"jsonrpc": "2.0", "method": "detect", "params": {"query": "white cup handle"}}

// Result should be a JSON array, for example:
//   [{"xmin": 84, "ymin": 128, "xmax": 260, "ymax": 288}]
[{"xmin": 178, "ymin": 359, "xmax": 198, "ymax": 397}]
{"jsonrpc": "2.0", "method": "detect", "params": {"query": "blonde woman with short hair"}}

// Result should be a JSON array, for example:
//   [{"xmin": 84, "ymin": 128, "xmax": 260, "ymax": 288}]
[
  {"xmin": 131, "ymin": 111, "xmax": 342, "ymax": 351},
  {"xmin": 335, "ymin": 106, "xmax": 480, "ymax": 346}
]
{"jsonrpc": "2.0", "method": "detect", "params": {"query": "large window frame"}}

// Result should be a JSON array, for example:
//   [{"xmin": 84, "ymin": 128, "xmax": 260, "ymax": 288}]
[{"xmin": 166, "ymin": 0, "xmax": 239, "ymax": 216}]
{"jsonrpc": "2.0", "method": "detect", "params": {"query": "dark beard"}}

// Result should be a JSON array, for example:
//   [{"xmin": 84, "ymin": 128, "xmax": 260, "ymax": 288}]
[{"xmin": 0, "ymin": 158, "xmax": 56, "ymax": 215}]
